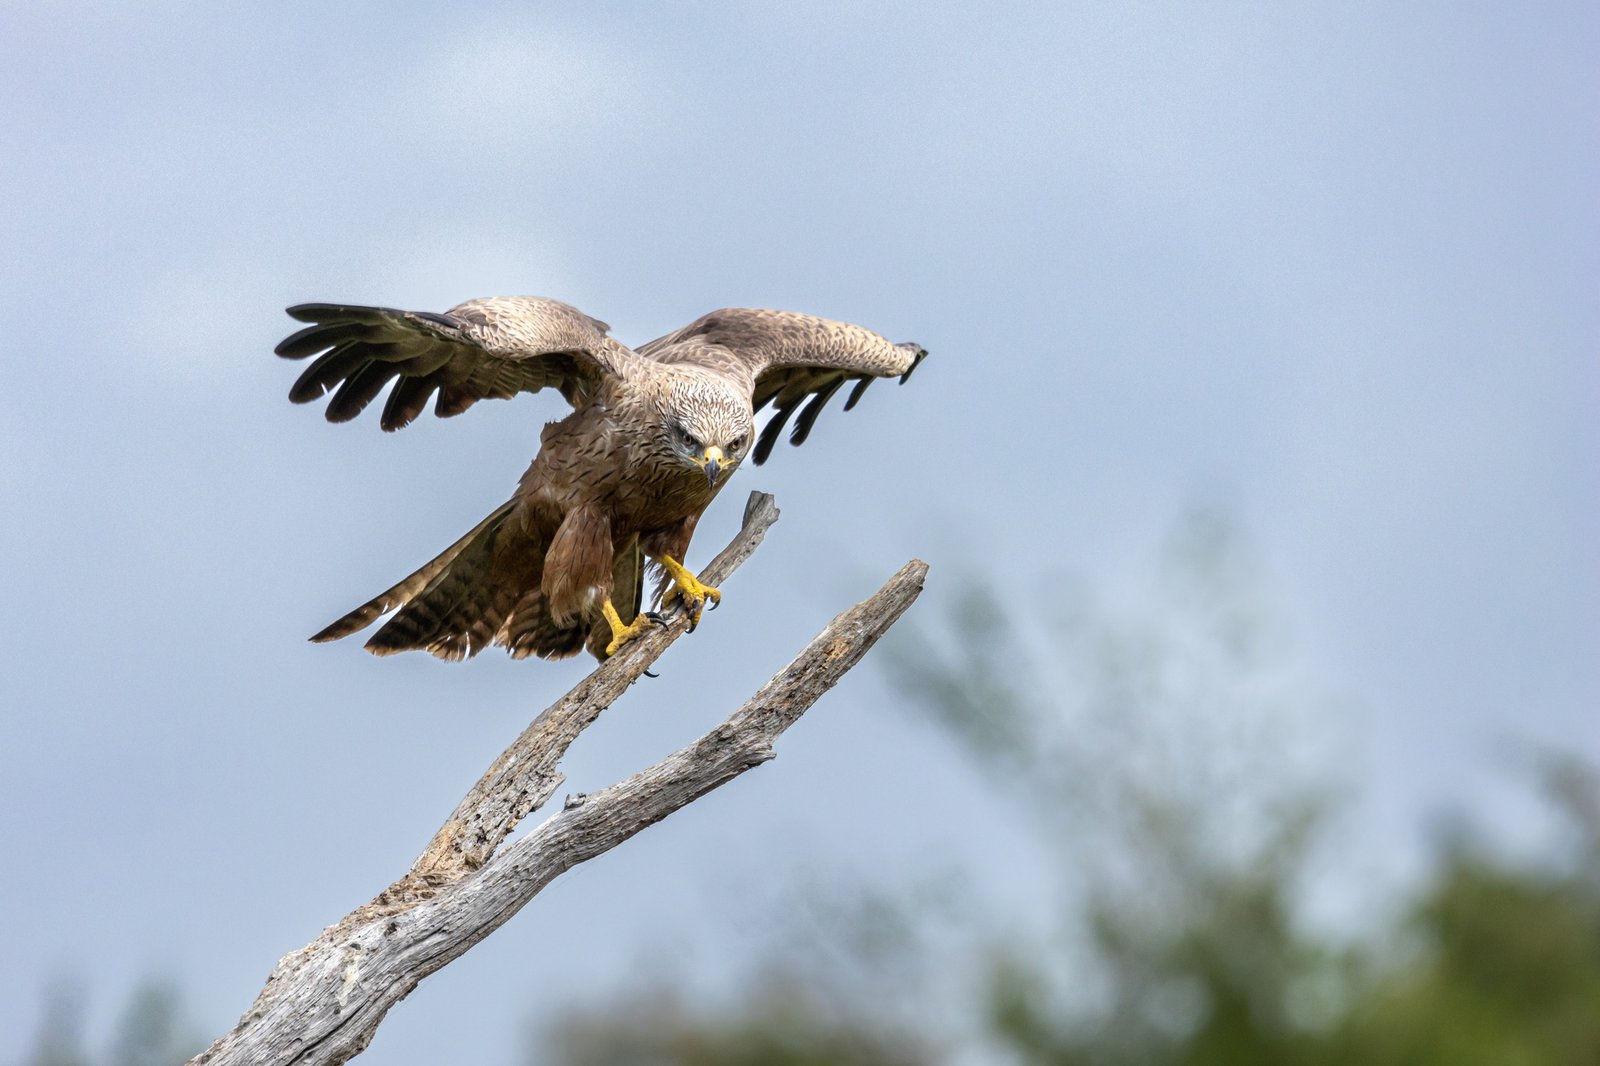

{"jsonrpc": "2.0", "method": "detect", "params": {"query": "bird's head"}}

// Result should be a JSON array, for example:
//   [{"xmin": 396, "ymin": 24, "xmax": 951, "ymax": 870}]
[{"xmin": 662, "ymin": 381, "xmax": 753, "ymax": 488}]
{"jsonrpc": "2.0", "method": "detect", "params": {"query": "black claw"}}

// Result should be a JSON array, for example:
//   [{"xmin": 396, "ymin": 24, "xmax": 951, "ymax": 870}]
[
  {"xmin": 707, "ymin": 598, "xmax": 720, "ymax": 612},
  {"xmin": 645, "ymin": 612, "xmax": 666, "ymax": 626},
  {"xmin": 686, "ymin": 613, "xmax": 699, "ymax": 634},
  {"xmin": 643, "ymin": 669, "xmax": 659, "ymax": 679}
]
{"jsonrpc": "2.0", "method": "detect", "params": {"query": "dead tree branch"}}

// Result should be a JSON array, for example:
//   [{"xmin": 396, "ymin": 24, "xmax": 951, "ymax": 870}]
[{"xmin": 191, "ymin": 491, "xmax": 927, "ymax": 1066}]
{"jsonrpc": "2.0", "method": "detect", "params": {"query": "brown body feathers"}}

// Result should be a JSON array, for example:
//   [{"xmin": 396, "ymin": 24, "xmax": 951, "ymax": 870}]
[{"xmin": 276, "ymin": 297, "xmax": 927, "ymax": 660}]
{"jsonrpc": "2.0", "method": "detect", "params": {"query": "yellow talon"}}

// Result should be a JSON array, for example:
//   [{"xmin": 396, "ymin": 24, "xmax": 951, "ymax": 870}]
[
  {"xmin": 657, "ymin": 555, "xmax": 721, "ymax": 625},
  {"xmin": 602, "ymin": 598, "xmax": 656, "ymax": 657}
]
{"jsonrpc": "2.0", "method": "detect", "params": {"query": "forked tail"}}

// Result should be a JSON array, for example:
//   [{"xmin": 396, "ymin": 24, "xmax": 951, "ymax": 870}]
[
  {"xmin": 311, "ymin": 499, "xmax": 649, "ymax": 661},
  {"xmin": 311, "ymin": 500, "xmax": 553, "ymax": 660}
]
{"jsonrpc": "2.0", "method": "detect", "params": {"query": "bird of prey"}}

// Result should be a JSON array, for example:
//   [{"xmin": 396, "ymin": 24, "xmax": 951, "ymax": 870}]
[{"xmin": 275, "ymin": 296, "xmax": 927, "ymax": 661}]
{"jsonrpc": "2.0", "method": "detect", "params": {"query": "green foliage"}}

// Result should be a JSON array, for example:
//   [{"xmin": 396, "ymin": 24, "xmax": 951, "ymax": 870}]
[
  {"xmin": 547, "ymin": 984, "xmax": 932, "ymax": 1066},
  {"xmin": 1323, "ymin": 760, "xmax": 1600, "ymax": 1066},
  {"xmin": 538, "ymin": 514, "xmax": 1600, "ymax": 1065},
  {"xmin": 26, "ymin": 518, "xmax": 1594, "ymax": 1066},
  {"xmin": 969, "ymin": 759, "xmax": 1600, "ymax": 1066},
  {"xmin": 20, "ymin": 978, "xmax": 201, "ymax": 1066},
  {"xmin": 22, "ymin": 979, "xmax": 91, "ymax": 1066}
]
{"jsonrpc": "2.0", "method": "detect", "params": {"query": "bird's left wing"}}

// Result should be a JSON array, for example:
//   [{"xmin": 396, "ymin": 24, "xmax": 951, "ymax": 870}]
[
  {"xmin": 639, "ymin": 308, "xmax": 927, "ymax": 464},
  {"xmin": 275, "ymin": 296, "xmax": 632, "ymax": 430}
]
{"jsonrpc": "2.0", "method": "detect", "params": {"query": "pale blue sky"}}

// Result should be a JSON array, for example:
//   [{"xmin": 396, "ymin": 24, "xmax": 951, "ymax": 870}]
[{"xmin": 2, "ymin": 2, "xmax": 1595, "ymax": 1062}]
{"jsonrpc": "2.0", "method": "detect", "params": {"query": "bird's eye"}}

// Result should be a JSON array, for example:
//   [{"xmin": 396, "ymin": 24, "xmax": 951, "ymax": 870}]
[
  {"xmin": 729, "ymin": 435, "xmax": 746, "ymax": 452},
  {"xmin": 682, "ymin": 430, "xmax": 702, "ymax": 451}
]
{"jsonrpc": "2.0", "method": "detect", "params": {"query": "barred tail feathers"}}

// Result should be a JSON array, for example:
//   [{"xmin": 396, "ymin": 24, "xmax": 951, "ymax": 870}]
[
  {"xmin": 311, "ymin": 500, "xmax": 625, "ymax": 662},
  {"xmin": 308, "ymin": 499, "xmax": 547, "ymax": 660},
  {"xmin": 309, "ymin": 501, "xmax": 519, "ymax": 645}
]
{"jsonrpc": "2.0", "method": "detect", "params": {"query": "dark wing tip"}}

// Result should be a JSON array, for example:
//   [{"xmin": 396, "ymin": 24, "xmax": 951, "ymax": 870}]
[
  {"xmin": 285, "ymin": 303, "xmax": 405, "ymax": 325},
  {"xmin": 788, "ymin": 377, "xmax": 846, "ymax": 448},
  {"xmin": 753, "ymin": 388, "xmax": 810, "ymax": 465},
  {"xmin": 285, "ymin": 303, "xmax": 338, "ymax": 323},
  {"xmin": 842, "ymin": 375, "xmax": 875, "ymax": 412},
  {"xmin": 898, "ymin": 344, "xmax": 928, "ymax": 384},
  {"xmin": 752, "ymin": 410, "xmax": 786, "ymax": 465},
  {"xmin": 410, "ymin": 310, "xmax": 462, "ymax": 330},
  {"xmin": 274, "ymin": 323, "xmax": 324, "ymax": 358},
  {"xmin": 380, "ymin": 375, "xmax": 440, "ymax": 431}
]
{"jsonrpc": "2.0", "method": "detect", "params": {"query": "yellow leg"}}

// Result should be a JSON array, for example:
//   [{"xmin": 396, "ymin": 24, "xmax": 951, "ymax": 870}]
[
  {"xmin": 658, "ymin": 555, "xmax": 722, "ymax": 627},
  {"xmin": 602, "ymin": 597, "xmax": 657, "ymax": 656}
]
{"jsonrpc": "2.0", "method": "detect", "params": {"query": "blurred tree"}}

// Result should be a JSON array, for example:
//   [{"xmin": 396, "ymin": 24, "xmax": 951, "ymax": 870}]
[
  {"xmin": 1319, "ymin": 754, "xmax": 1600, "ymax": 1066},
  {"xmin": 883, "ymin": 509, "xmax": 1349, "ymax": 1065},
  {"xmin": 106, "ymin": 981, "xmax": 196, "ymax": 1066},
  {"xmin": 23, "ymin": 519, "xmax": 1595, "ymax": 1065},
  {"xmin": 19, "ymin": 977, "xmax": 201, "ymax": 1066},
  {"xmin": 533, "ymin": 511, "xmax": 1600, "ymax": 1065},
  {"xmin": 547, "ymin": 981, "xmax": 932, "ymax": 1066},
  {"xmin": 21, "ymin": 978, "xmax": 90, "ymax": 1066}
]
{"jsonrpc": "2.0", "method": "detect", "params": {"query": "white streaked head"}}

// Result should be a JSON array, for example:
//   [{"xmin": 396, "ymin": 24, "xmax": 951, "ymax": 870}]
[{"xmin": 660, "ymin": 377, "xmax": 754, "ymax": 487}]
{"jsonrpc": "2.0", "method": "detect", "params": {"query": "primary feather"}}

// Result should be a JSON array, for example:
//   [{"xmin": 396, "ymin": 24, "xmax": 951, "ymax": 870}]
[{"xmin": 277, "ymin": 296, "xmax": 926, "ymax": 660}]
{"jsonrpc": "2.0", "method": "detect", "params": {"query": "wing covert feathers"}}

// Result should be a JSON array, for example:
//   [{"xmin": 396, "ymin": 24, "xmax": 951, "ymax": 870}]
[
  {"xmin": 276, "ymin": 297, "xmax": 624, "ymax": 430},
  {"xmin": 639, "ymin": 307, "xmax": 926, "ymax": 465},
  {"xmin": 283, "ymin": 294, "xmax": 927, "ymax": 663}
]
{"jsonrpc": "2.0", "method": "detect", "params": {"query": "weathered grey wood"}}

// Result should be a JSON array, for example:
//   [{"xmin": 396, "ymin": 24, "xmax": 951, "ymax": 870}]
[
  {"xmin": 407, "ymin": 490, "xmax": 782, "ymax": 885},
  {"xmin": 190, "ymin": 491, "xmax": 925, "ymax": 1066}
]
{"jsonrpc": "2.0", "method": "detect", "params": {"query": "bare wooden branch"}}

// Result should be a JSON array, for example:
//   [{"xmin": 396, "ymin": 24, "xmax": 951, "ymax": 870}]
[
  {"xmin": 408, "ymin": 490, "xmax": 781, "ymax": 885},
  {"xmin": 190, "ymin": 491, "xmax": 926, "ymax": 1066}
]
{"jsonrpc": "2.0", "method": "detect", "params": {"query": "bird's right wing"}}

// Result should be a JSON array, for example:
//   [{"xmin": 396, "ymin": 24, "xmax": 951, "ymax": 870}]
[{"xmin": 275, "ymin": 296, "xmax": 634, "ymax": 430}]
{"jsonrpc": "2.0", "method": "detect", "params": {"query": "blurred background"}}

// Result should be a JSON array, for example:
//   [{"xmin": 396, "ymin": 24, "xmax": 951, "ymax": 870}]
[{"xmin": 2, "ymin": 2, "xmax": 1594, "ymax": 1064}]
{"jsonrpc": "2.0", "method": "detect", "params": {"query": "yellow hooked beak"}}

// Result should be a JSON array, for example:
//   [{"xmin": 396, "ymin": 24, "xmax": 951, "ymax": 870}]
[{"xmin": 699, "ymin": 445, "xmax": 724, "ymax": 486}]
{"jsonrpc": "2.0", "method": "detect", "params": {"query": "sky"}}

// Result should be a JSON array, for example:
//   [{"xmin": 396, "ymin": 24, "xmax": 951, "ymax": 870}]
[{"xmin": 1, "ymin": 2, "xmax": 1595, "ymax": 1062}]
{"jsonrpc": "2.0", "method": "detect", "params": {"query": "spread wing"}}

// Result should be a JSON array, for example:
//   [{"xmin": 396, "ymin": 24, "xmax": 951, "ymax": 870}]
[
  {"xmin": 639, "ymin": 308, "xmax": 928, "ymax": 464},
  {"xmin": 275, "ymin": 296, "xmax": 632, "ymax": 430}
]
